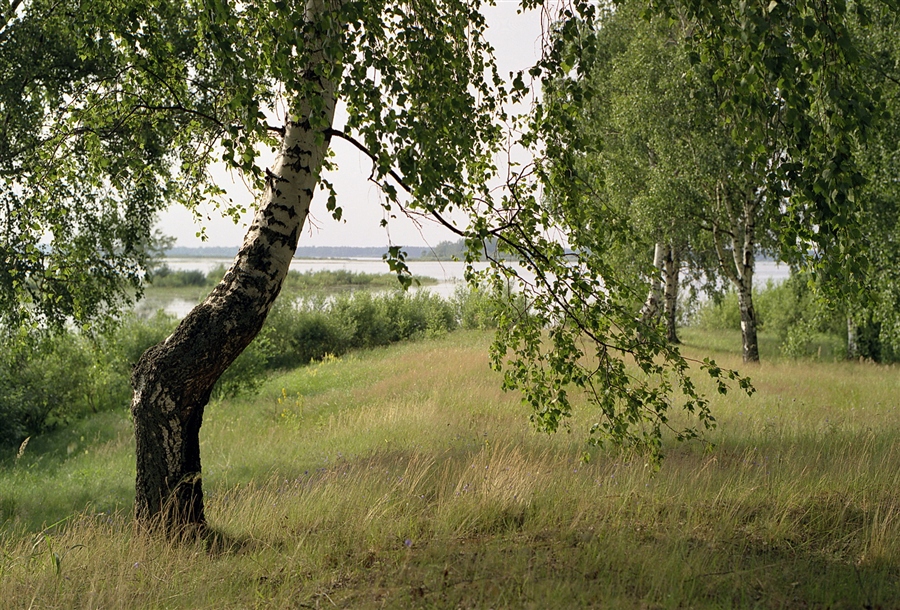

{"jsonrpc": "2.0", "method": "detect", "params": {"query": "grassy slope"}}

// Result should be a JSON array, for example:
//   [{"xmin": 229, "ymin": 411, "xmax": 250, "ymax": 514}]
[{"xmin": 2, "ymin": 329, "xmax": 900, "ymax": 608}]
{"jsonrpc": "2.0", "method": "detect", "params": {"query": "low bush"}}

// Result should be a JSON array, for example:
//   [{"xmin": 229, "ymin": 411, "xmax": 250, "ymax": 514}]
[
  {"xmin": 147, "ymin": 266, "xmax": 426, "ymax": 293},
  {"xmin": 451, "ymin": 284, "xmax": 502, "ymax": 330},
  {"xmin": 263, "ymin": 289, "xmax": 458, "ymax": 370},
  {"xmin": 0, "ymin": 312, "xmax": 178, "ymax": 446},
  {"xmin": 0, "ymin": 287, "xmax": 498, "ymax": 444},
  {"xmin": 280, "ymin": 268, "xmax": 427, "ymax": 291},
  {"xmin": 147, "ymin": 265, "xmax": 210, "ymax": 288},
  {"xmin": 691, "ymin": 274, "xmax": 847, "ymax": 358}
]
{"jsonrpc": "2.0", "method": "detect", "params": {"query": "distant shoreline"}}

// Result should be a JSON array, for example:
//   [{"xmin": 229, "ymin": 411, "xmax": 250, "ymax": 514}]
[
  {"xmin": 165, "ymin": 237, "xmax": 508, "ymax": 261},
  {"xmin": 166, "ymin": 244, "xmax": 470, "ymax": 261},
  {"xmin": 165, "ymin": 251, "xmax": 464, "ymax": 262}
]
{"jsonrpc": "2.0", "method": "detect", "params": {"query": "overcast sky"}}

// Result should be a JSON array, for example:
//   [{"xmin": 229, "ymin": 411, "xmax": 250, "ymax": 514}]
[{"xmin": 157, "ymin": 2, "xmax": 545, "ymax": 249}]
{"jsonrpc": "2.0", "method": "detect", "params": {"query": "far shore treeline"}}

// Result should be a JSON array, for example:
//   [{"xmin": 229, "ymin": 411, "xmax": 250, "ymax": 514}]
[{"xmin": 166, "ymin": 238, "xmax": 499, "ymax": 260}]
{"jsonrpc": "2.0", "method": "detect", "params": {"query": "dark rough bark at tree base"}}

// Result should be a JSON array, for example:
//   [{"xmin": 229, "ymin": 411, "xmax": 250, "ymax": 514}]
[{"xmin": 131, "ymin": 260, "xmax": 282, "ymax": 528}]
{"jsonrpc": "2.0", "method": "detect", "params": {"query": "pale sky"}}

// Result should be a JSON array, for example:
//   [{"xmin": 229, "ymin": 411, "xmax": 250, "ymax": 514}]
[{"xmin": 157, "ymin": 3, "xmax": 545, "ymax": 248}]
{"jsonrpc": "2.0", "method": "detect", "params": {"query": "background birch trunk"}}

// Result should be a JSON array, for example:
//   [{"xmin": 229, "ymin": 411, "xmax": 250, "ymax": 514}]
[
  {"xmin": 847, "ymin": 317, "xmax": 859, "ymax": 360},
  {"xmin": 640, "ymin": 242, "xmax": 665, "ymax": 325},
  {"xmin": 712, "ymin": 183, "xmax": 760, "ymax": 363},
  {"xmin": 737, "ymin": 280, "xmax": 759, "ymax": 363},
  {"xmin": 662, "ymin": 245, "xmax": 680, "ymax": 343}
]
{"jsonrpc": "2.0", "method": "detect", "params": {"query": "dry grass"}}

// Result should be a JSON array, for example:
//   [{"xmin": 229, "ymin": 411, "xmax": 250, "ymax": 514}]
[{"xmin": 2, "ymin": 330, "xmax": 900, "ymax": 608}]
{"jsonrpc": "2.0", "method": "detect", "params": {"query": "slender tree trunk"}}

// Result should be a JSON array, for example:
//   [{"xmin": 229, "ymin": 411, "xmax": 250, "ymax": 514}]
[
  {"xmin": 662, "ymin": 245, "xmax": 680, "ymax": 344},
  {"xmin": 712, "ymin": 182, "xmax": 760, "ymax": 363},
  {"xmin": 847, "ymin": 316, "xmax": 859, "ymax": 360},
  {"xmin": 735, "ymin": 197, "xmax": 759, "ymax": 363},
  {"xmin": 640, "ymin": 242, "xmax": 665, "ymax": 324},
  {"xmin": 736, "ymin": 278, "xmax": 759, "ymax": 363},
  {"xmin": 130, "ymin": 0, "xmax": 342, "ymax": 532}
]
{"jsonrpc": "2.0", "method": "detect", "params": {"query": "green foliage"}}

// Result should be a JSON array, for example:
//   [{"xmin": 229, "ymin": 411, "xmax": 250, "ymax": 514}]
[
  {"xmin": 263, "ymin": 290, "xmax": 460, "ymax": 370},
  {"xmin": 649, "ymin": 0, "xmax": 882, "ymax": 285},
  {"xmin": 263, "ymin": 300, "xmax": 357, "ymax": 369},
  {"xmin": 0, "ymin": 0, "xmax": 243, "ymax": 331},
  {"xmin": 0, "ymin": 312, "xmax": 177, "ymax": 445},
  {"xmin": 694, "ymin": 291, "xmax": 743, "ymax": 333},
  {"xmin": 106, "ymin": 313, "xmax": 180, "ymax": 369},
  {"xmin": 0, "ymin": 286, "xmax": 482, "ymax": 443},
  {"xmin": 451, "ymin": 284, "xmax": 500, "ymax": 331},
  {"xmin": 147, "ymin": 266, "xmax": 209, "ymax": 288},
  {"xmin": 146, "ymin": 266, "xmax": 420, "ymax": 293},
  {"xmin": 212, "ymin": 328, "xmax": 274, "ymax": 400},
  {"xmin": 542, "ymin": 1, "xmax": 735, "ymax": 298},
  {"xmin": 281, "ymin": 269, "xmax": 430, "ymax": 291}
]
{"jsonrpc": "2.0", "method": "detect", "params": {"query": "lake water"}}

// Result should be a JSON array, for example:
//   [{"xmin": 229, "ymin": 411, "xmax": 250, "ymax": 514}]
[
  {"xmin": 154, "ymin": 258, "xmax": 499, "ymax": 317},
  {"xmin": 163, "ymin": 257, "xmax": 494, "ymax": 291},
  {"xmin": 153, "ymin": 257, "xmax": 789, "ymax": 318}
]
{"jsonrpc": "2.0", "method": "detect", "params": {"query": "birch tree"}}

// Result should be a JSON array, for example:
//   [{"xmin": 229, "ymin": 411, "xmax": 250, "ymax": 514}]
[
  {"xmin": 542, "ymin": 2, "xmax": 748, "ymax": 352},
  {"xmin": 837, "ymin": 1, "xmax": 900, "ymax": 360}
]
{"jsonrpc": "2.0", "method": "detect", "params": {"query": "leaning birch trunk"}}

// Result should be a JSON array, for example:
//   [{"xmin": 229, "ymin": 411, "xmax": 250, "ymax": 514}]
[
  {"xmin": 639, "ymin": 242, "xmax": 665, "ymax": 325},
  {"xmin": 130, "ymin": 1, "xmax": 342, "ymax": 531},
  {"xmin": 662, "ymin": 245, "xmax": 679, "ymax": 344}
]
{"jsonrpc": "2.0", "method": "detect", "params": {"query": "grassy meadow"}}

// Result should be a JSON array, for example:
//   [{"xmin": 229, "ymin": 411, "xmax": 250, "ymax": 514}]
[{"xmin": 2, "ymin": 328, "xmax": 900, "ymax": 608}]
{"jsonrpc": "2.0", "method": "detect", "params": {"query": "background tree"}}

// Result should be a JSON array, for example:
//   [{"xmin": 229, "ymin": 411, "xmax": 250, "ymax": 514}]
[
  {"xmin": 546, "ymin": 0, "xmax": 890, "ymax": 363},
  {"xmin": 543, "ymin": 2, "xmax": 778, "ymax": 361},
  {"xmin": 838, "ymin": 1, "xmax": 900, "ymax": 361},
  {"xmin": 0, "ymin": 0, "xmax": 196, "ymax": 333}
]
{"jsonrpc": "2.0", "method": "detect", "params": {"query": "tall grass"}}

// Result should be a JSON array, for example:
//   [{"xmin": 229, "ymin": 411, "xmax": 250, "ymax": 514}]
[{"xmin": 1, "ymin": 331, "xmax": 899, "ymax": 607}]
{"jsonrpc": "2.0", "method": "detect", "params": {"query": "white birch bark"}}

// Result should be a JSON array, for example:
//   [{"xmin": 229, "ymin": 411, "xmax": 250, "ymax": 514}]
[
  {"xmin": 640, "ymin": 242, "xmax": 666, "ymax": 325},
  {"xmin": 712, "ymin": 181, "xmax": 760, "ymax": 363},
  {"xmin": 662, "ymin": 245, "xmax": 680, "ymax": 343}
]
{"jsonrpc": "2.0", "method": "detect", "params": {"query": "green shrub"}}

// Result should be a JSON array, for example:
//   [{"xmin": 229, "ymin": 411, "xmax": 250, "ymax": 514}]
[
  {"xmin": 105, "ymin": 311, "xmax": 179, "ymax": 368},
  {"xmin": 451, "ymin": 284, "xmax": 500, "ymax": 330},
  {"xmin": 147, "ymin": 265, "xmax": 208, "ymax": 288},
  {"xmin": 450, "ymin": 283, "xmax": 532, "ymax": 331},
  {"xmin": 213, "ymin": 327, "xmax": 275, "ymax": 399},
  {"xmin": 332, "ymin": 291, "xmax": 392, "ymax": 348},
  {"xmin": 0, "ymin": 286, "xmax": 473, "ymax": 445},
  {"xmin": 280, "ymin": 269, "xmax": 419, "ymax": 291},
  {"xmin": 693, "ymin": 290, "xmax": 742, "ymax": 331},
  {"xmin": 261, "ymin": 289, "xmax": 457, "ymax": 370},
  {"xmin": 691, "ymin": 274, "xmax": 847, "ymax": 358},
  {"xmin": 0, "ymin": 313, "xmax": 179, "ymax": 446},
  {"xmin": 0, "ymin": 334, "xmax": 109, "ymax": 444},
  {"xmin": 263, "ymin": 299, "xmax": 357, "ymax": 369}
]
